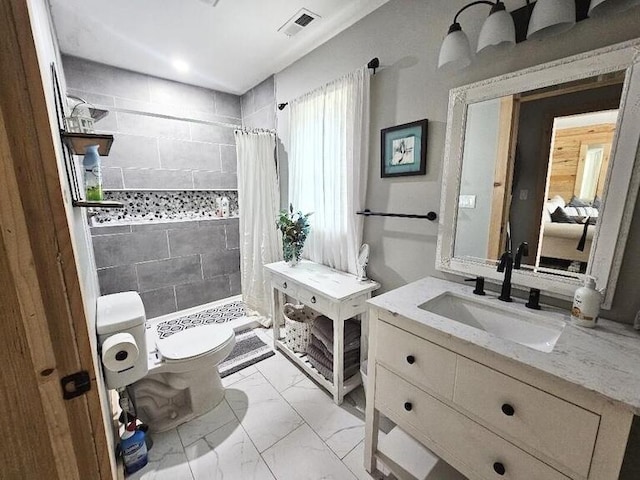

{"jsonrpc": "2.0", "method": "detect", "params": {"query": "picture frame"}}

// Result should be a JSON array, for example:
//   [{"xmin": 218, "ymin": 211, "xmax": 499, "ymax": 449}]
[{"xmin": 380, "ymin": 119, "xmax": 428, "ymax": 177}]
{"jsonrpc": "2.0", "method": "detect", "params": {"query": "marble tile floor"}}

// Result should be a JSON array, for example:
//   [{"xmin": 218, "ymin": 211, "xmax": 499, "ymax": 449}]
[{"xmin": 128, "ymin": 328, "xmax": 457, "ymax": 480}]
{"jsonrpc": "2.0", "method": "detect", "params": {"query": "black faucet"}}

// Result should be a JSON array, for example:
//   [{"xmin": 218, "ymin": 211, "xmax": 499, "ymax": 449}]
[
  {"xmin": 497, "ymin": 251, "xmax": 514, "ymax": 302},
  {"xmin": 514, "ymin": 242, "xmax": 529, "ymax": 269}
]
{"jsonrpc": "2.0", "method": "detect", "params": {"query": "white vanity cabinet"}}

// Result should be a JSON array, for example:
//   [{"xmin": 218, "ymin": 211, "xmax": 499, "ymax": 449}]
[{"xmin": 365, "ymin": 306, "xmax": 637, "ymax": 480}]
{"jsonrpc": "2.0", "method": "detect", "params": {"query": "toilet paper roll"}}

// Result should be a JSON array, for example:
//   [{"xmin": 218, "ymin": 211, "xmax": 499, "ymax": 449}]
[{"xmin": 102, "ymin": 333, "xmax": 139, "ymax": 372}]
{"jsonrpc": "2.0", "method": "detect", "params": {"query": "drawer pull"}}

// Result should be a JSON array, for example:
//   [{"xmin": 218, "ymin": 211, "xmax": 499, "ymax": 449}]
[
  {"xmin": 493, "ymin": 462, "xmax": 505, "ymax": 475},
  {"xmin": 404, "ymin": 402, "xmax": 413, "ymax": 411},
  {"xmin": 310, "ymin": 296, "xmax": 317, "ymax": 304},
  {"xmin": 283, "ymin": 282, "xmax": 287, "ymax": 289},
  {"xmin": 406, "ymin": 355, "xmax": 415, "ymax": 364},
  {"xmin": 501, "ymin": 403, "xmax": 515, "ymax": 416}
]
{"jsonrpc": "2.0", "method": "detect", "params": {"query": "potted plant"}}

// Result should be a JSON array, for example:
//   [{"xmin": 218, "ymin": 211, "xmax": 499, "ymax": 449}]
[{"xmin": 276, "ymin": 204, "xmax": 312, "ymax": 266}]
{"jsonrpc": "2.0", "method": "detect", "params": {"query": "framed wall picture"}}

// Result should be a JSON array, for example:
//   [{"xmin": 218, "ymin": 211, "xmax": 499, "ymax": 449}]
[{"xmin": 380, "ymin": 119, "xmax": 428, "ymax": 177}]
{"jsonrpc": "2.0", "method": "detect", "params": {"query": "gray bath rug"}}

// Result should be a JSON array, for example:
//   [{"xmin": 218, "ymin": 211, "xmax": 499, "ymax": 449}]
[
  {"xmin": 219, "ymin": 329, "xmax": 274, "ymax": 378},
  {"xmin": 155, "ymin": 300, "xmax": 248, "ymax": 339}
]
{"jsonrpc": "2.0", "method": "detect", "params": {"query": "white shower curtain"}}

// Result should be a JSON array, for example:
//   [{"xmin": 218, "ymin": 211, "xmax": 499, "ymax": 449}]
[
  {"xmin": 289, "ymin": 66, "xmax": 370, "ymax": 274},
  {"xmin": 235, "ymin": 130, "xmax": 281, "ymax": 326}
]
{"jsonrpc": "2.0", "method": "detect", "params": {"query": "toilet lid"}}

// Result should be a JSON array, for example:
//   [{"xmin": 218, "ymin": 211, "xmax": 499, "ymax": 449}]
[{"xmin": 157, "ymin": 325, "xmax": 235, "ymax": 361}]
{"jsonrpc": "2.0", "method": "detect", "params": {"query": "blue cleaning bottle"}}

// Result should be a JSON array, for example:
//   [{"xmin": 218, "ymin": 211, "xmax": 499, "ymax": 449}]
[{"xmin": 121, "ymin": 421, "xmax": 148, "ymax": 474}]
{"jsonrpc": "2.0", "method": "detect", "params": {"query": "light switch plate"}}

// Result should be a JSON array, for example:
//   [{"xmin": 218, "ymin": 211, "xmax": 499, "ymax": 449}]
[{"xmin": 458, "ymin": 195, "xmax": 476, "ymax": 209}]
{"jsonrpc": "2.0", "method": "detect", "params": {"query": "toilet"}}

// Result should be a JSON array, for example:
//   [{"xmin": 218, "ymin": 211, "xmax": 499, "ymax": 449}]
[{"xmin": 97, "ymin": 292, "xmax": 236, "ymax": 433}]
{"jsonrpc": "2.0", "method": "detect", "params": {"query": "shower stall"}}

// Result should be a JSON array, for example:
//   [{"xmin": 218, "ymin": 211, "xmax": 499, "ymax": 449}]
[{"xmin": 64, "ymin": 56, "xmax": 278, "ymax": 325}]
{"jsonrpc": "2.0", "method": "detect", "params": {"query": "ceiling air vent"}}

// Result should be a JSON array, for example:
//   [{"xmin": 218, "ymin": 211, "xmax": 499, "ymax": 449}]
[{"xmin": 278, "ymin": 8, "xmax": 320, "ymax": 37}]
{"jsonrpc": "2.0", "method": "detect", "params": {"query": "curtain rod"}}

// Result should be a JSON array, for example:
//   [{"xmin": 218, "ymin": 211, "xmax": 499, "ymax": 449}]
[
  {"xmin": 234, "ymin": 127, "xmax": 276, "ymax": 135},
  {"xmin": 100, "ymin": 105, "xmax": 244, "ymax": 130},
  {"xmin": 277, "ymin": 57, "xmax": 380, "ymax": 111}
]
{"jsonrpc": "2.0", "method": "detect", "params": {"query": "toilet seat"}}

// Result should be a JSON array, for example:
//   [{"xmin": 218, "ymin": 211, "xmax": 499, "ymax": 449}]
[{"xmin": 157, "ymin": 324, "xmax": 235, "ymax": 363}]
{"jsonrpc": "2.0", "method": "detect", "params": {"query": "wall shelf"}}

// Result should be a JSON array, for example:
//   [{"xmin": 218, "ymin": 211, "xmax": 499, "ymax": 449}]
[
  {"xmin": 72, "ymin": 200, "xmax": 124, "ymax": 209},
  {"xmin": 61, "ymin": 131, "xmax": 114, "ymax": 156},
  {"xmin": 51, "ymin": 62, "xmax": 117, "ymax": 210}
]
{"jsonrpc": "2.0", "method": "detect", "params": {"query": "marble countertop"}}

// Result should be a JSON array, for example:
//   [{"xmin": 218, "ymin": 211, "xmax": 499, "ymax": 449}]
[{"xmin": 368, "ymin": 276, "xmax": 640, "ymax": 414}]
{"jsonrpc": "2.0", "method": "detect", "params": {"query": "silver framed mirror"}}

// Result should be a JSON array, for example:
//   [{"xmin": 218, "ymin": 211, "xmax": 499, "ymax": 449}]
[{"xmin": 436, "ymin": 39, "xmax": 640, "ymax": 309}]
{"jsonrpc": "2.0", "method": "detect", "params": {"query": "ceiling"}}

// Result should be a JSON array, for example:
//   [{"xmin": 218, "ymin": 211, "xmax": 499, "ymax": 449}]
[
  {"xmin": 48, "ymin": 0, "xmax": 391, "ymax": 95},
  {"xmin": 555, "ymin": 110, "xmax": 619, "ymax": 129}
]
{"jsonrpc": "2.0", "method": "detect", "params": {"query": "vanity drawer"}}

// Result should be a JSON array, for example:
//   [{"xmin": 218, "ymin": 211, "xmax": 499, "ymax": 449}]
[
  {"xmin": 272, "ymin": 276, "xmax": 298, "ymax": 298},
  {"xmin": 375, "ymin": 366, "xmax": 570, "ymax": 480},
  {"xmin": 454, "ymin": 357, "xmax": 599, "ymax": 478},
  {"xmin": 296, "ymin": 288, "xmax": 335, "ymax": 318},
  {"xmin": 376, "ymin": 321, "xmax": 456, "ymax": 400}
]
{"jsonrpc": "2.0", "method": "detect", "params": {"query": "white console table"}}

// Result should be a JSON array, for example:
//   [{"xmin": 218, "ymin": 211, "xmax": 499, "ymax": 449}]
[{"xmin": 264, "ymin": 260, "xmax": 379, "ymax": 404}]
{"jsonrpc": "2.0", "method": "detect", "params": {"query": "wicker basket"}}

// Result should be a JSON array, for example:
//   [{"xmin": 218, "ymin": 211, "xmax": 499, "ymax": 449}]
[{"xmin": 283, "ymin": 303, "xmax": 318, "ymax": 353}]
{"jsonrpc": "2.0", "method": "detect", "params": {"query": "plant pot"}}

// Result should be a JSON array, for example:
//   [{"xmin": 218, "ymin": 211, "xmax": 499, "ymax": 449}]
[{"xmin": 283, "ymin": 239, "xmax": 302, "ymax": 266}]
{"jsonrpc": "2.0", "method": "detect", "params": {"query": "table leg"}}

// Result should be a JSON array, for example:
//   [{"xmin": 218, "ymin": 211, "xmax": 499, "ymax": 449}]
[
  {"xmin": 333, "ymin": 318, "xmax": 345, "ymax": 404},
  {"xmin": 360, "ymin": 297, "xmax": 370, "ymax": 367},
  {"xmin": 271, "ymin": 286, "xmax": 281, "ymax": 351}
]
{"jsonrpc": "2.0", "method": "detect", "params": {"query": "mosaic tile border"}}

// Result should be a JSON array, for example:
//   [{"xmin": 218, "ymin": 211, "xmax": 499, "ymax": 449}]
[
  {"xmin": 92, "ymin": 190, "xmax": 239, "ymax": 224},
  {"xmin": 153, "ymin": 300, "xmax": 247, "ymax": 339}
]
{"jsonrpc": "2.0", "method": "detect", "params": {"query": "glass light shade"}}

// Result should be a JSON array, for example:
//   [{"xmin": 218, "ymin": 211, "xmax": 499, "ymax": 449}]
[
  {"xmin": 477, "ymin": 8, "xmax": 516, "ymax": 54},
  {"xmin": 589, "ymin": 0, "xmax": 640, "ymax": 16},
  {"xmin": 527, "ymin": 0, "xmax": 576, "ymax": 40},
  {"xmin": 438, "ymin": 27, "xmax": 472, "ymax": 71}
]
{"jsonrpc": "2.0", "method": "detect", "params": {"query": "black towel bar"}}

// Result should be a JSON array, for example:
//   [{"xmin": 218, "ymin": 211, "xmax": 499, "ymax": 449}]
[{"xmin": 356, "ymin": 209, "xmax": 437, "ymax": 221}]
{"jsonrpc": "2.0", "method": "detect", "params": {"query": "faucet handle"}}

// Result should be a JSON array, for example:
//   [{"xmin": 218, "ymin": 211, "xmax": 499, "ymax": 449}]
[
  {"xmin": 497, "ymin": 251, "xmax": 513, "ymax": 273},
  {"xmin": 465, "ymin": 276, "xmax": 486, "ymax": 296},
  {"xmin": 525, "ymin": 288, "xmax": 542, "ymax": 310}
]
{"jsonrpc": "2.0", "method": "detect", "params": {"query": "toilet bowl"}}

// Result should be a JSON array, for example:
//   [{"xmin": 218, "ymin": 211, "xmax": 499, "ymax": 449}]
[
  {"xmin": 96, "ymin": 292, "xmax": 236, "ymax": 434},
  {"xmin": 130, "ymin": 323, "xmax": 236, "ymax": 433}
]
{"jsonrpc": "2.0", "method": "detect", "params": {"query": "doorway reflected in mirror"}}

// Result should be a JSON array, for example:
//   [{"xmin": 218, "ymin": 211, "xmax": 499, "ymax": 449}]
[
  {"xmin": 537, "ymin": 109, "xmax": 618, "ymax": 273},
  {"xmin": 453, "ymin": 71, "xmax": 624, "ymax": 276}
]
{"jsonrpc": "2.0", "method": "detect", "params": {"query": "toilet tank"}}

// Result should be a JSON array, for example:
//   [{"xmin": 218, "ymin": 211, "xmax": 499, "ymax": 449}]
[{"xmin": 97, "ymin": 292, "xmax": 148, "ymax": 389}]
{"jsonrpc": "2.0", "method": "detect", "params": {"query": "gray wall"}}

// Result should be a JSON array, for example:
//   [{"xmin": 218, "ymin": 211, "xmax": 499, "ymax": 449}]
[
  {"xmin": 275, "ymin": 0, "xmax": 640, "ymax": 323},
  {"xmin": 455, "ymin": 98, "xmax": 500, "ymax": 259},
  {"xmin": 63, "ymin": 55, "xmax": 241, "ymax": 190},
  {"xmin": 242, "ymin": 76, "xmax": 276, "ymax": 130},
  {"xmin": 91, "ymin": 219, "xmax": 240, "ymax": 319},
  {"xmin": 64, "ymin": 56, "xmax": 245, "ymax": 318}
]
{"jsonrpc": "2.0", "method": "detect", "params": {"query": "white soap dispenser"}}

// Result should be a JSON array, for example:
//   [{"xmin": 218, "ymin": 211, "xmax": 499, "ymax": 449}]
[{"xmin": 571, "ymin": 276, "xmax": 602, "ymax": 328}]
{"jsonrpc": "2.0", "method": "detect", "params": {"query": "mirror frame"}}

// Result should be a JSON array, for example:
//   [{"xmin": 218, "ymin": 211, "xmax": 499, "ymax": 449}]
[{"xmin": 436, "ymin": 39, "xmax": 640, "ymax": 308}]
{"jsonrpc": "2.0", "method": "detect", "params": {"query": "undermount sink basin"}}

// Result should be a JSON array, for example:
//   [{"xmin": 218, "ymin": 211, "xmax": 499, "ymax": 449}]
[{"xmin": 418, "ymin": 292, "xmax": 565, "ymax": 353}]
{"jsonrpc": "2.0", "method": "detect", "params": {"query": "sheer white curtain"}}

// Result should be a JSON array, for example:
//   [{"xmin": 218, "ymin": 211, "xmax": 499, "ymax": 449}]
[
  {"xmin": 235, "ymin": 131, "xmax": 281, "ymax": 325},
  {"xmin": 288, "ymin": 66, "xmax": 370, "ymax": 274}
]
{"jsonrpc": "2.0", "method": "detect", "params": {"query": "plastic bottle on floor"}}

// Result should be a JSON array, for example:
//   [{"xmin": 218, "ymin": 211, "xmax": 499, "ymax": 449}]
[{"xmin": 121, "ymin": 421, "xmax": 148, "ymax": 474}]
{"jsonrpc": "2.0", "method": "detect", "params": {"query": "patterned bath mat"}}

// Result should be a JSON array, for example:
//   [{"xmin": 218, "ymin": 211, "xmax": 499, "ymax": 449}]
[
  {"xmin": 156, "ymin": 300, "xmax": 248, "ymax": 339},
  {"xmin": 219, "ymin": 329, "xmax": 274, "ymax": 378}
]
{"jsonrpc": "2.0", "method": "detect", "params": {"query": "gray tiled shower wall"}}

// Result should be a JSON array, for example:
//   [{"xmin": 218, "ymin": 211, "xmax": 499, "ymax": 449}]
[
  {"xmin": 62, "ymin": 55, "xmax": 241, "ymax": 190},
  {"xmin": 63, "ymin": 56, "xmax": 247, "ymax": 318},
  {"xmin": 91, "ymin": 219, "xmax": 240, "ymax": 319},
  {"xmin": 65, "ymin": 57, "xmax": 278, "ymax": 318},
  {"xmin": 241, "ymin": 76, "xmax": 276, "ymax": 130}
]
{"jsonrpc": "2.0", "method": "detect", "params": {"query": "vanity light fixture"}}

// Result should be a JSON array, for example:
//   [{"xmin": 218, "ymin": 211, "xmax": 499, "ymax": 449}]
[
  {"xmin": 527, "ymin": 0, "xmax": 576, "ymax": 40},
  {"xmin": 477, "ymin": 2, "xmax": 516, "ymax": 54},
  {"xmin": 588, "ymin": 0, "xmax": 640, "ymax": 16},
  {"xmin": 438, "ymin": 0, "xmax": 639, "ymax": 71},
  {"xmin": 438, "ymin": 1, "xmax": 515, "ymax": 70}
]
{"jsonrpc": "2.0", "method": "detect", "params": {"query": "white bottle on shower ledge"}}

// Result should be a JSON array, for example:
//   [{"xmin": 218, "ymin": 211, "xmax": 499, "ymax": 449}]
[
  {"xmin": 571, "ymin": 276, "xmax": 601, "ymax": 328},
  {"xmin": 220, "ymin": 196, "xmax": 230, "ymax": 218}
]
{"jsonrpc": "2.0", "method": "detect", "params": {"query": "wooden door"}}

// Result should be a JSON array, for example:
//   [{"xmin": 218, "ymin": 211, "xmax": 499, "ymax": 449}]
[
  {"xmin": 487, "ymin": 95, "xmax": 519, "ymax": 259},
  {"xmin": 0, "ymin": 0, "xmax": 113, "ymax": 478}
]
